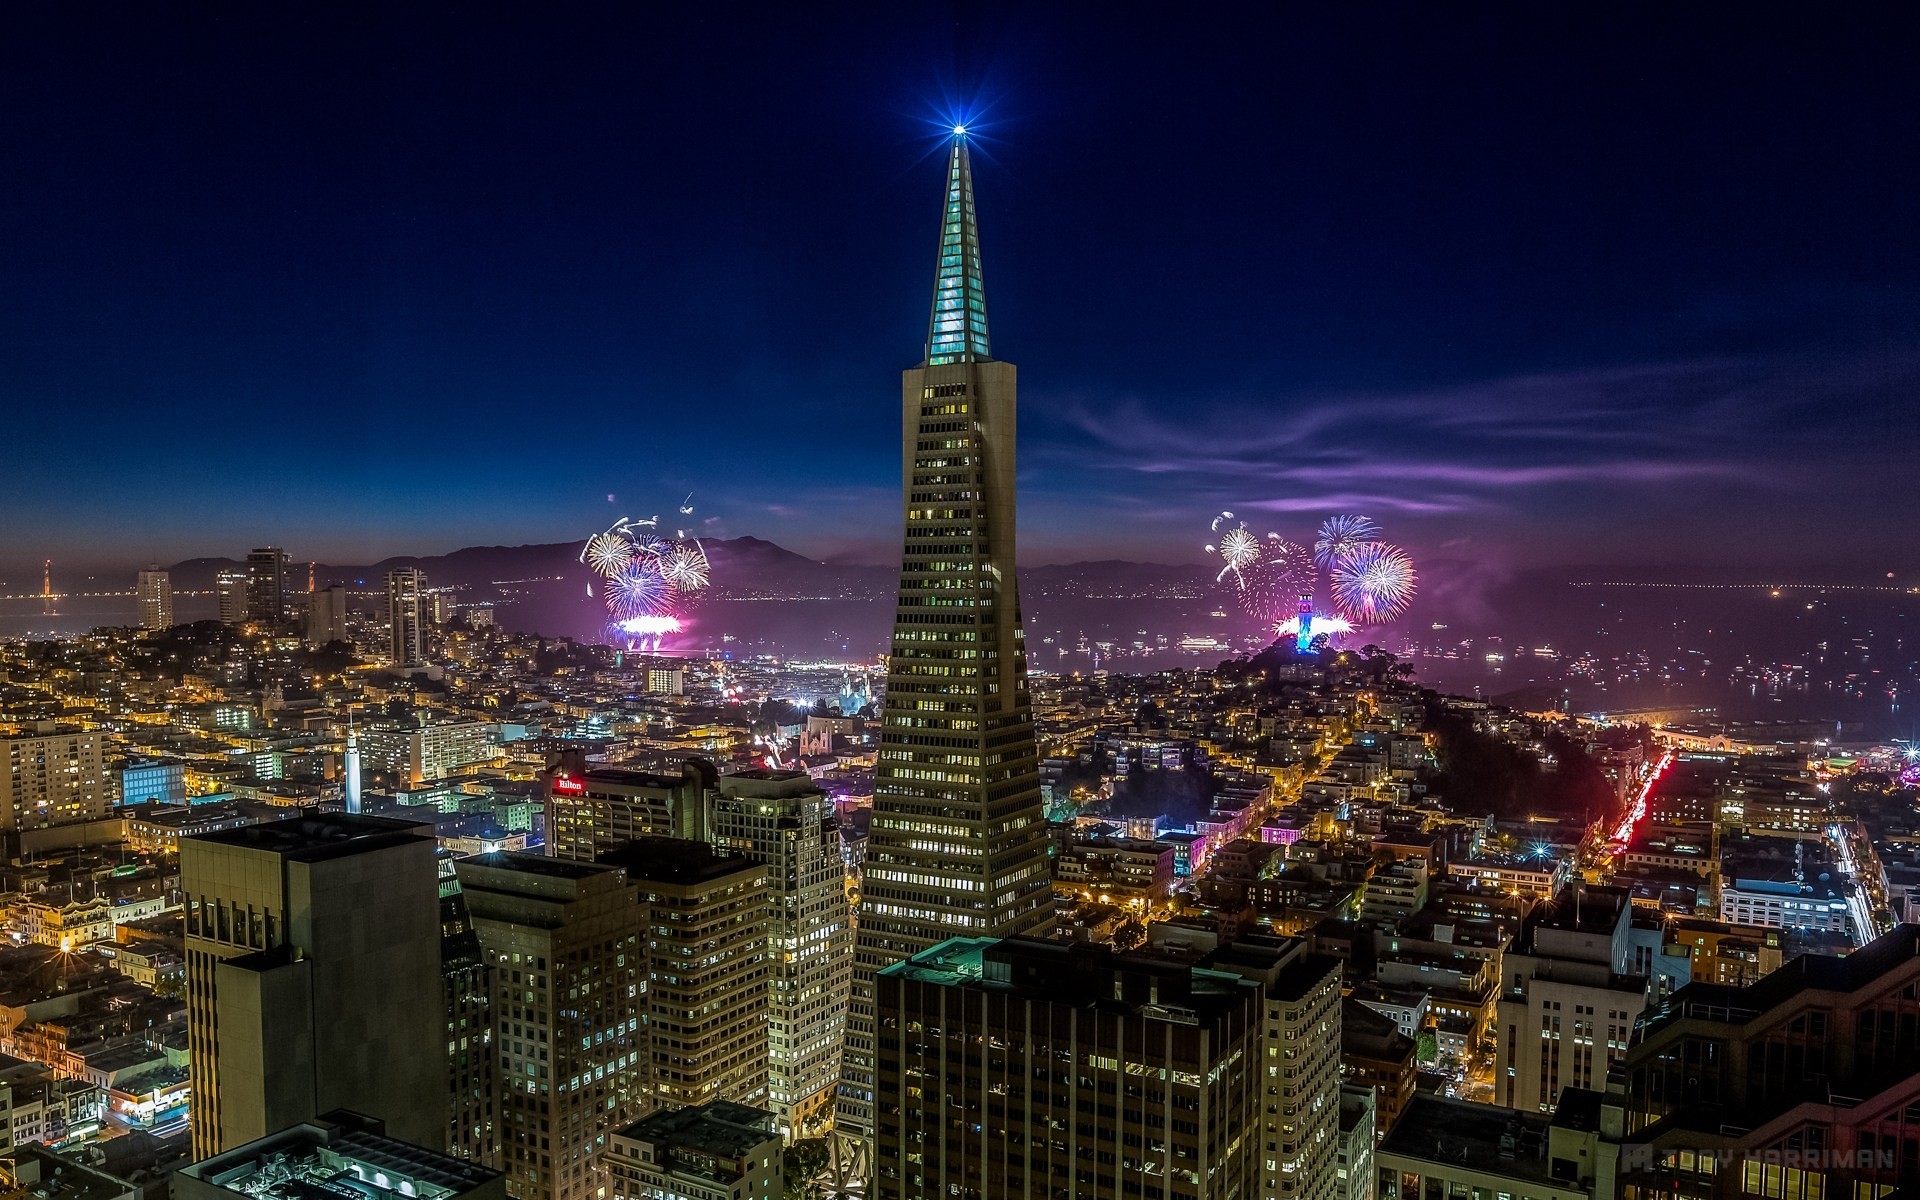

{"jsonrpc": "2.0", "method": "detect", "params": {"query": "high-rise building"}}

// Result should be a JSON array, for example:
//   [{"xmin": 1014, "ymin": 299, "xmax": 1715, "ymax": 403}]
[
  {"xmin": 873, "ymin": 936, "xmax": 1264, "ymax": 1200},
  {"xmin": 216, "ymin": 569, "xmax": 248, "ymax": 626},
  {"xmin": 181, "ymin": 813, "xmax": 444, "ymax": 1156},
  {"xmin": 1206, "ymin": 935, "xmax": 1345, "ymax": 1200},
  {"xmin": 307, "ymin": 583, "xmax": 350, "ymax": 648},
  {"xmin": 544, "ymin": 762, "xmax": 713, "ymax": 861},
  {"xmin": 441, "ymin": 857, "xmax": 497, "ymax": 1168},
  {"xmin": 452, "ymin": 853, "xmax": 648, "ymax": 1200},
  {"xmin": 0, "ymin": 722, "xmax": 109, "ymax": 832},
  {"xmin": 606, "ymin": 1101, "xmax": 782, "ymax": 1200},
  {"xmin": 602, "ymin": 837, "xmax": 770, "ymax": 1112},
  {"xmin": 841, "ymin": 125, "xmax": 1053, "ymax": 1151},
  {"xmin": 1621, "ymin": 924, "xmax": 1920, "ymax": 1200},
  {"xmin": 711, "ymin": 769, "xmax": 853, "ymax": 1137},
  {"xmin": 245, "ymin": 547, "xmax": 292, "ymax": 629},
  {"xmin": 388, "ymin": 568, "xmax": 429, "ymax": 666},
  {"xmin": 1494, "ymin": 884, "xmax": 1650, "ymax": 1113},
  {"xmin": 136, "ymin": 565, "xmax": 173, "ymax": 630}
]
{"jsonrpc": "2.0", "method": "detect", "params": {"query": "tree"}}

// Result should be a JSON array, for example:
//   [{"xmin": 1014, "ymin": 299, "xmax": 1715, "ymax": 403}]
[
  {"xmin": 783, "ymin": 1137, "xmax": 831, "ymax": 1200},
  {"xmin": 1415, "ymin": 1031, "xmax": 1440, "ymax": 1063}
]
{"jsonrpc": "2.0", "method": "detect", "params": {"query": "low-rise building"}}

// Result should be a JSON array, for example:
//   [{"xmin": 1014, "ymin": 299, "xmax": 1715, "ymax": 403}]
[{"xmin": 605, "ymin": 1101, "xmax": 780, "ymax": 1200}]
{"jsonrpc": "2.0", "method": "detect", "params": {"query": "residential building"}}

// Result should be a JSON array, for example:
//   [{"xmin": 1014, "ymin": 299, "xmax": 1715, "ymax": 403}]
[
  {"xmin": 1494, "ymin": 885, "xmax": 1650, "ymax": 1113},
  {"xmin": 181, "ymin": 812, "xmax": 444, "ymax": 1156},
  {"xmin": 215, "ymin": 569, "xmax": 248, "ymax": 626},
  {"xmin": 388, "ymin": 568, "xmax": 428, "ymax": 667},
  {"xmin": 306, "ymin": 584, "xmax": 350, "ymax": 648},
  {"xmin": 245, "ymin": 548, "xmax": 291, "ymax": 629},
  {"xmin": 602, "ymin": 838, "xmax": 769, "ymax": 1111},
  {"xmin": 453, "ymin": 853, "xmax": 647, "ymax": 1200},
  {"xmin": 361, "ymin": 721, "xmax": 499, "ymax": 784},
  {"xmin": 873, "ymin": 936, "xmax": 1263, "ymax": 1200},
  {"xmin": 1341, "ymin": 998, "xmax": 1418, "ymax": 1140},
  {"xmin": 1053, "ymin": 836, "xmax": 1177, "ymax": 903},
  {"xmin": 605, "ymin": 1101, "xmax": 781, "ymax": 1200},
  {"xmin": 710, "ymin": 769, "xmax": 851, "ymax": 1138},
  {"xmin": 1, "ymin": 722, "xmax": 109, "ymax": 832},
  {"xmin": 135, "ymin": 566, "xmax": 172, "ymax": 630},
  {"xmin": 844, "ymin": 128, "xmax": 1055, "ymax": 1153}
]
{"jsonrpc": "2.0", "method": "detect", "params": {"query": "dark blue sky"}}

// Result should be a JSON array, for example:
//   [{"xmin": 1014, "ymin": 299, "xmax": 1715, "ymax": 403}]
[{"xmin": 5, "ymin": 6, "xmax": 1918, "ymax": 573}]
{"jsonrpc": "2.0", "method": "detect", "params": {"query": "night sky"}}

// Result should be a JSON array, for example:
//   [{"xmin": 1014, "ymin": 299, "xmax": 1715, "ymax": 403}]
[{"xmin": 5, "ymin": 7, "xmax": 1918, "ymax": 574}]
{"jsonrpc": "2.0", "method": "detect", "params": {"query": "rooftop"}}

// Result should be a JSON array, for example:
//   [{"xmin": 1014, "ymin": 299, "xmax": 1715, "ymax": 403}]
[
  {"xmin": 598, "ymin": 836, "xmax": 761, "ymax": 885},
  {"xmin": 183, "ymin": 811, "xmax": 432, "ymax": 861},
  {"xmin": 884, "ymin": 935, "xmax": 1259, "ymax": 1023},
  {"xmin": 177, "ymin": 1113, "xmax": 501, "ymax": 1200},
  {"xmin": 1378, "ymin": 1094, "xmax": 1559, "ymax": 1187},
  {"xmin": 615, "ymin": 1099, "xmax": 778, "ymax": 1163}
]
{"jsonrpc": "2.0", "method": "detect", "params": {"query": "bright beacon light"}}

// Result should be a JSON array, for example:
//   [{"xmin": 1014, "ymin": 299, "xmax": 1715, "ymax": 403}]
[{"xmin": 953, "ymin": 124, "xmax": 967, "ymax": 136}]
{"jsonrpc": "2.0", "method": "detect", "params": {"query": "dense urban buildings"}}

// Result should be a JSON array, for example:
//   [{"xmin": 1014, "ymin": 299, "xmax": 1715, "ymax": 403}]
[
  {"xmin": 173, "ymin": 1112, "xmax": 507, "ymax": 1200},
  {"xmin": 843, "ymin": 125, "xmax": 1055, "ymax": 1152},
  {"xmin": 181, "ymin": 813, "xmax": 444, "ymax": 1155}
]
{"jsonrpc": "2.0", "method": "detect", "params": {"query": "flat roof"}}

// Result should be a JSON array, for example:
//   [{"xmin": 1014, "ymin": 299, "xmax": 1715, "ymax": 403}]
[
  {"xmin": 616, "ymin": 1100, "xmax": 777, "ymax": 1160},
  {"xmin": 183, "ymin": 811, "xmax": 432, "ymax": 861},
  {"xmin": 1379, "ymin": 1094, "xmax": 1560, "ymax": 1187}
]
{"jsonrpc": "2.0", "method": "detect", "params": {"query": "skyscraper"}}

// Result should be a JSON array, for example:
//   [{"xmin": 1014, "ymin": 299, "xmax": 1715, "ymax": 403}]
[
  {"xmin": 136, "ymin": 565, "xmax": 173, "ymax": 630},
  {"xmin": 245, "ymin": 547, "xmax": 291, "ymax": 629},
  {"xmin": 710, "ymin": 769, "xmax": 853, "ymax": 1138},
  {"xmin": 839, "ymin": 129, "xmax": 1054, "ymax": 1149},
  {"xmin": 601, "ymin": 837, "xmax": 771, "ymax": 1112},
  {"xmin": 388, "ymin": 567, "xmax": 428, "ymax": 666},
  {"xmin": 181, "ymin": 813, "xmax": 445, "ymax": 1156},
  {"xmin": 453, "ymin": 853, "xmax": 648, "ymax": 1200},
  {"xmin": 215, "ymin": 568, "xmax": 248, "ymax": 626}
]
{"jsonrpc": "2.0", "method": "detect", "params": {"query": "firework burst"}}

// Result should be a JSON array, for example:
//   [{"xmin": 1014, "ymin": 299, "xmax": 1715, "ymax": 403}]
[
  {"xmin": 584, "ymin": 532, "xmax": 633, "ymax": 576},
  {"xmin": 1314, "ymin": 514, "xmax": 1381, "ymax": 570},
  {"xmin": 580, "ymin": 511, "xmax": 713, "ymax": 646},
  {"xmin": 1328, "ymin": 542, "xmax": 1417, "ymax": 624},
  {"xmin": 661, "ymin": 544, "xmax": 710, "ymax": 590}
]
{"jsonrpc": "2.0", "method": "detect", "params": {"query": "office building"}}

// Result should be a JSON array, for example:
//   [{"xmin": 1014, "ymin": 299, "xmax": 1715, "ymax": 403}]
[
  {"xmin": 307, "ymin": 584, "xmax": 350, "ymax": 648},
  {"xmin": 843, "ymin": 125, "xmax": 1053, "ymax": 1151},
  {"xmin": 116, "ymin": 757, "xmax": 186, "ymax": 807},
  {"xmin": 441, "ymin": 858, "xmax": 497, "ymax": 1168},
  {"xmin": 606, "ymin": 1101, "xmax": 781, "ymax": 1200},
  {"xmin": 174, "ymin": 1112, "xmax": 507, "ymax": 1200},
  {"xmin": 135, "ymin": 565, "xmax": 172, "ymax": 630},
  {"xmin": 1206, "ymin": 935, "xmax": 1344, "ymax": 1200},
  {"xmin": 545, "ymin": 762, "xmax": 713, "ymax": 862},
  {"xmin": 873, "ymin": 936, "xmax": 1262, "ymax": 1200},
  {"xmin": 388, "ymin": 568, "xmax": 429, "ymax": 667},
  {"xmin": 1621, "ymin": 924, "xmax": 1920, "ymax": 1200},
  {"xmin": 602, "ymin": 837, "xmax": 769, "ymax": 1111},
  {"xmin": 1494, "ymin": 885, "xmax": 1650, "ymax": 1113},
  {"xmin": 215, "ymin": 569, "xmax": 248, "ymax": 626},
  {"xmin": 453, "ymin": 853, "xmax": 647, "ymax": 1200},
  {"xmin": 246, "ymin": 547, "xmax": 292, "ymax": 628},
  {"xmin": 181, "ymin": 812, "xmax": 444, "ymax": 1156},
  {"xmin": 0, "ymin": 722, "xmax": 109, "ymax": 832},
  {"xmin": 711, "ymin": 769, "xmax": 852, "ymax": 1137}
]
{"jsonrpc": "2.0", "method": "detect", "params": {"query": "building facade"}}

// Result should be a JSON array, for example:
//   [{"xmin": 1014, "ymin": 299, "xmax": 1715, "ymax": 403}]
[
  {"xmin": 245, "ymin": 547, "xmax": 291, "ymax": 629},
  {"xmin": 606, "ymin": 1101, "xmax": 781, "ymax": 1200},
  {"xmin": 181, "ymin": 813, "xmax": 445, "ymax": 1156},
  {"xmin": 545, "ymin": 763, "xmax": 711, "ymax": 862},
  {"xmin": 603, "ymin": 838, "xmax": 770, "ymax": 1113},
  {"xmin": 453, "ymin": 853, "xmax": 648, "ymax": 1200},
  {"xmin": 388, "ymin": 567, "xmax": 429, "ymax": 667},
  {"xmin": 0, "ymin": 722, "xmax": 109, "ymax": 832},
  {"xmin": 135, "ymin": 566, "xmax": 172, "ymax": 630},
  {"xmin": 873, "ymin": 937, "xmax": 1263, "ymax": 1200},
  {"xmin": 710, "ymin": 769, "xmax": 852, "ymax": 1138},
  {"xmin": 215, "ymin": 568, "xmax": 248, "ymax": 626},
  {"xmin": 843, "ymin": 126, "xmax": 1054, "ymax": 1153}
]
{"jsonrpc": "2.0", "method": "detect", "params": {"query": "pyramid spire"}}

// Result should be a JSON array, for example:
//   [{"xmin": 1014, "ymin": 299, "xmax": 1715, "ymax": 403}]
[{"xmin": 925, "ymin": 130, "xmax": 991, "ymax": 365}]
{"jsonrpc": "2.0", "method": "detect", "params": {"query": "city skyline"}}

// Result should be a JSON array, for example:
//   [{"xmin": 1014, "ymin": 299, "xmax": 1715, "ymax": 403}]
[{"xmin": 6, "ymin": 8, "xmax": 1919, "ymax": 572}]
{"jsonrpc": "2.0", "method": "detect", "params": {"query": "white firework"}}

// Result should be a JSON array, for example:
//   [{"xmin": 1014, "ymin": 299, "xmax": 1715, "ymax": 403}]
[
  {"xmin": 661, "ymin": 544, "xmax": 710, "ymax": 591},
  {"xmin": 584, "ymin": 532, "xmax": 633, "ymax": 577},
  {"xmin": 1215, "ymin": 523, "xmax": 1261, "ymax": 584}
]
